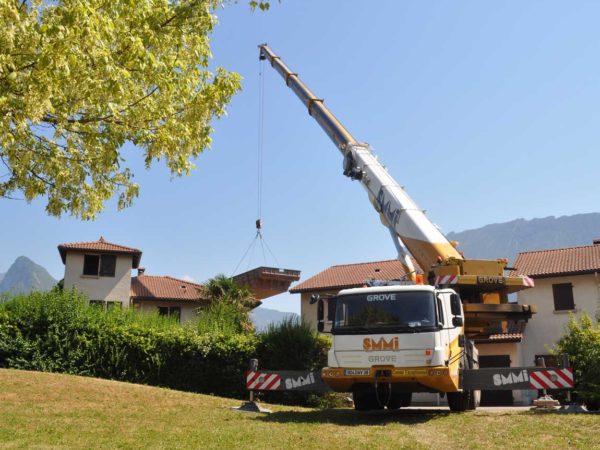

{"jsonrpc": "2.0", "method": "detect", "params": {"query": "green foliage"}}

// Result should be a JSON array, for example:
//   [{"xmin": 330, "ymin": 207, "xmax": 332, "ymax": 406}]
[
  {"xmin": 0, "ymin": 0, "xmax": 264, "ymax": 219},
  {"xmin": 196, "ymin": 299, "xmax": 249, "ymax": 335},
  {"xmin": 201, "ymin": 274, "xmax": 257, "ymax": 332},
  {"xmin": 256, "ymin": 317, "xmax": 330, "ymax": 406},
  {"xmin": 555, "ymin": 313, "xmax": 600, "ymax": 410},
  {"xmin": 0, "ymin": 288, "xmax": 334, "ymax": 406},
  {"xmin": 0, "ymin": 289, "xmax": 257, "ymax": 397},
  {"xmin": 257, "ymin": 317, "xmax": 329, "ymax": 371}
]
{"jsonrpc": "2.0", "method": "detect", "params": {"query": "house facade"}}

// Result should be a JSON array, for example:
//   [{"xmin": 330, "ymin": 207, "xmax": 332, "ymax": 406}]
[
  {"xmin": 513, "ymin": 239, "xmax": 600, "ymax": 405},
  {"xmin": 58, "ymin": 238, "xmax": 299, "ymax": 322},
  {"xmin": 58, "ymin": 237, "xmax": 207, "ymax": 320}
]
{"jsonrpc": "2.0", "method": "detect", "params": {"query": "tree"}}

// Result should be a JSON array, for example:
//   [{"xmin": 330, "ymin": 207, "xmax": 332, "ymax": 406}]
[
  {"xmin": 0, "ymin": 0, "xmax": 266, "ymax": 219},
  {"xmin": 199, "ymin": 274, "xmax": 258, "ymax": 333},
  {"xmin": 555, "ymin": 313, "xmax": 600, "ymax": 410}
]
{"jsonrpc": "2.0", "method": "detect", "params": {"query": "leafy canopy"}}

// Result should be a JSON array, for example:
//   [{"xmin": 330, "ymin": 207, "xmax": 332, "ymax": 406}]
[{"xmin": 0, "ymin": 0, "xmax": 254, "ymax": 219}]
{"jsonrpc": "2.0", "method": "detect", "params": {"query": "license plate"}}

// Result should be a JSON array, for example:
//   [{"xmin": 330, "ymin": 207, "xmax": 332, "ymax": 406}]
[{"xmin": 344, "ymin": 369, "xmax": 370, "ymax": 376}]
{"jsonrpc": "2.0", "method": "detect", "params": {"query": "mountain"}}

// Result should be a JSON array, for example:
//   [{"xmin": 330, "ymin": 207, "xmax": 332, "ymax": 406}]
[
  {"xmin": 0, "ymin": 256, "xmax": 57, "ymax": 295},
  {"xmin": 0, "ymin": 273, "xmax": 4, "ymax": 284},
  {"xmin": 447, "ymin": 213, "xmax": 600, "ymax": 264},
  {"xmin": 250, "ymin": 307, "xmax": 299, "ymax": 331}
]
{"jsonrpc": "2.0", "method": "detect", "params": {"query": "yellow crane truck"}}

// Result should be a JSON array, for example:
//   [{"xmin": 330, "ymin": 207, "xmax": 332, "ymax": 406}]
[{"xmin": 258, "ymin": 45, "xmax": 542, "ymax": 411}]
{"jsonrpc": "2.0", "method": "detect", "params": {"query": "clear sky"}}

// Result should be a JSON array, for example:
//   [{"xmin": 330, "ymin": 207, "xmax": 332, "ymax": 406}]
[{"xmin": 2, "ymin": 1, "xmax": 600, "ymax": 313}]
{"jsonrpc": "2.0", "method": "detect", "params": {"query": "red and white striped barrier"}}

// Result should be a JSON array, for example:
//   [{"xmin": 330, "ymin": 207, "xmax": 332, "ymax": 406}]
[
  {"xmin": 529, "ymin": 368, "xmax": 574, "ymax": 390},
  {"xmin": 246, "ymin": 371, "xmax": 281, "ymax": 391},
  {"xmin": 436, "ymin": 275, "xmax": 458, "ymax": 285}
]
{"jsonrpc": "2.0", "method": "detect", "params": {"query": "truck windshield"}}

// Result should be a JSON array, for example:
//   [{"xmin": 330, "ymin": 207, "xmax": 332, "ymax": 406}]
[{"xmin": 332, "ymin": 291, "xmax": 437, "ymax": 334}]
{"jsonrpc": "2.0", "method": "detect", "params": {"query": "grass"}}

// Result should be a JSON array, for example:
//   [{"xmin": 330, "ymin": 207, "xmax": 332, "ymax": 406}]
[{"xmin": 1, "ymin": 369, "xmax": 599, "ymax": 449}]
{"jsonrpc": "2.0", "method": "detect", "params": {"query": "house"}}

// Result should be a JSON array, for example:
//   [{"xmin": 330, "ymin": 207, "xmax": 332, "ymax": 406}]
[
  {"xmin": 512, "ymin": 239, "xmax": 600, "ymax": 404},
  {"xmin": 58, "ymin": 237, "xmax": 207, "ymax": 321},
  {"xmin": 58, "ymin": 237, "xmax": 301, "ymax": 322},
  {"xmin": 290, "ymin": 258, "xmax": 528, "ymax": 405}
]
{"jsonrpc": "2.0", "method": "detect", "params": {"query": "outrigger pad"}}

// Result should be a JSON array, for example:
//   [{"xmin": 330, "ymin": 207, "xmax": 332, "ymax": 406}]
[{"xmin": 231, "ymin": 401, "xmax": 272, "ymax": 414}]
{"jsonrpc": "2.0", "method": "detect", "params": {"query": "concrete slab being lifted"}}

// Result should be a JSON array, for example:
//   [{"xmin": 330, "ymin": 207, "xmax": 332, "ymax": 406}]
[{"xmin": 233, "ymin": 266, "xmax": 301, "ymax": 301}]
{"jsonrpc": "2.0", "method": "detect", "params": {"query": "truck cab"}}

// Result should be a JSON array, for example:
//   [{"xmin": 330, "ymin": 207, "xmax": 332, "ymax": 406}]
[{"xmin": 320, "ymin": 285, "xmax": 479, "ymax": 411}]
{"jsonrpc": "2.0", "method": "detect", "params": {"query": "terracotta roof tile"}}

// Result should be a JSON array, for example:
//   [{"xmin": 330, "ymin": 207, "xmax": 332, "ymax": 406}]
[
  {"xmin": 511, "ymin": 243, "xmax": 600, "ymax": 278},
  {"xmin": 290, "ymin": 259, "xmax": 422, "ymax": 293},
  {"xmin": 131, "ymin": 275, "xmax": 207, "ymax": 302},
  {"xmin": 58, "ymin": 237, "xmax": 142, "ymax": 268},
  {"xmin": 474, "ymin": 321, "xmax": 525, "ymax": 343}
]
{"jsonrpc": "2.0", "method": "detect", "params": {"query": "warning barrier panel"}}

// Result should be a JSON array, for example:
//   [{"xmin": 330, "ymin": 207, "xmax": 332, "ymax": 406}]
[
  {"xmin": 462, "ymin": 367, "xmax": 574, "ymax": 391},
  {"xmin": 246, "ymin": 370, "xmax": 331, "ymax": 392}
]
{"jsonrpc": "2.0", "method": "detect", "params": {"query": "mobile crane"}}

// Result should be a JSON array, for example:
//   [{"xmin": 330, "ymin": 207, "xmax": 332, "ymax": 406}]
[{"xmin": 258, "ymin": 44, "xmax": 540, "ymax": 411}]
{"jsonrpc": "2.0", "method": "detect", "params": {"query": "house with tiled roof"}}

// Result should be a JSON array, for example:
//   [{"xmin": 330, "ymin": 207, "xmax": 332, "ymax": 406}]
[
  {"xmin": 59, "ymin": 237, "xmax": 207, "ymax": 321},
  {"xmin": 512, "ymin": 238, "xmax": 600, "ymax": 405},
  {"xmin": 290, "ymin": 258, "xmax": 529, "ymax": 406},
  {"xmin": 59, "ymin": 237, "xmax": 300, "ymax": 322}
]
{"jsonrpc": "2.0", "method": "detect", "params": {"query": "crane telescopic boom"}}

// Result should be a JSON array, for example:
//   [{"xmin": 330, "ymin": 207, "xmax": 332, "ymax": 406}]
[
  {"xmin": 259, "ymin": 44, "xmax": 535, "ymax": 330},
  {"xmin": 259, "ymin": 44, "xmax": 463, "ymax": 279}
]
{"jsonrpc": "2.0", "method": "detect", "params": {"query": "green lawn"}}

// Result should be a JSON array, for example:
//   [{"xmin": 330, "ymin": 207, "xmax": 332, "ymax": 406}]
[{"xmin": 0, "ymin": 369, "xmax": 598, "ymax": 449}]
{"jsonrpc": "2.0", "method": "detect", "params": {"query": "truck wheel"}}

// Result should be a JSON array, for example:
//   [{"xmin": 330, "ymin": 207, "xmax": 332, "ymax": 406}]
[
  {"xmin": 388, "ymin": 392, "xmax": 412, "ymax": 410},
  {"xmin": 353, "ymin": 386, "xmax": 383, "ymax": 411},
  {"xmin": 448, "ymin": 390, "xmax": 471, "ymax": 412}
]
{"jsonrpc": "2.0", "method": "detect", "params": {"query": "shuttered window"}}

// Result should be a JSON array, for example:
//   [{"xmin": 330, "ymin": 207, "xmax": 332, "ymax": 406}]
[{"xmin": 552, "ymin": 283, "xmax": 575, "ymax": 311}]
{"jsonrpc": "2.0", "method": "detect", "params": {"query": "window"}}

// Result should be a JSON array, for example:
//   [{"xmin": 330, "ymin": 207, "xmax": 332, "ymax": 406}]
[
  {"xmin": 552, "ymin": 283, "xmax": 575, "ymax": 311},
  {"xmin": 83, "ymin": 255, "xmax": 100, "ymax": 276},
  {"xmin": 89, "ymin": 300, "xmax": 122, "ymax": 310},
  {"xmin": 83, "ymin": 254, "xmax": 116, "ymax": 277},
  {"xmin": 158, "ymin": 306, "xmax": 181, "ymax": 322},
  {"xmin": 99, "ymin": 255, "xmax": 116, "ymax": 277}
]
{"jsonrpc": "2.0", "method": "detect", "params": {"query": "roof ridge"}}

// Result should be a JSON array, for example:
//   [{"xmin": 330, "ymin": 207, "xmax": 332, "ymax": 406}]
[
  {"xmin": 329, "ymin": 258, "xmax": 402, "ymax": 269},
  {"xmin": 58, "ymin": 239, "xmax": 141, "ymax": 253},
  {"xmin": 164, "ymin": 275, "xmax": 203, "ymax": 287},
  {"xmin": 517, "ymin": 244, "xmax": 599, "ymax": 255}
]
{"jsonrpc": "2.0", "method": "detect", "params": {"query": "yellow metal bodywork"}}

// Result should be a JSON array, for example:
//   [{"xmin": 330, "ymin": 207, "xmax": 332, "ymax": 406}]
[
  {"xmin": 323, "ymin": 336, "xmax": 464, "ymax": 394},
  {"xmin": 322, "ymin": 365, "xmax": 460, "ymax": 393}
]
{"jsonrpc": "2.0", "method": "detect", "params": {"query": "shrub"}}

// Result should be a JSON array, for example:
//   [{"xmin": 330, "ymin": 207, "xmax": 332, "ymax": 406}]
[
  {"xmin": 255, "ymin": 317, "xmax": 330, "ymax": 406},
  {"xmin": 196, "ymin": 300, "xmax": 248, "ymax": 335},
  {"xmin": 555, "ymin": 313, "xmax": 600, "ymax": 410},
  {"xmin": 0, "ymin": 289, "xmax": 257, "ymax": 398}
]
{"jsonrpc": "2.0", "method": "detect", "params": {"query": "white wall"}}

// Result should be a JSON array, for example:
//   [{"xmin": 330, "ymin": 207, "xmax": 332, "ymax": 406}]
[
  {"xmin": 299, "ymin": 290, "xmax": 338, "ymax": 331},
  {"xmin": 64, "ymin": 252, "xmax": 132, "ymax": 307},
  {"xmin": 518, "ymin": 273, "xmax": 600, "ymax": 404},
  {"xmin": 518, "ymin": 273, "xmax": 600, "ymax": 365},
  {"xmin": 134, "ymin": 300, "xmax": 200, "ymax": 323}
]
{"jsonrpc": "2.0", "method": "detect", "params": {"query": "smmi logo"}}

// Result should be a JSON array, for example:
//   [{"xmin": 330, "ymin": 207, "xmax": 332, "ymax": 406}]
[
  {"xmin": 363, "ymin": 337, "xmax": 399, "ymax": 351},
  {"xmin": 493, "ymin": 370, "xmax": 529, "ymax": 386},
  {"xmin": 284, "ymin": 373, "xmax": 316, "ymax": 390}
]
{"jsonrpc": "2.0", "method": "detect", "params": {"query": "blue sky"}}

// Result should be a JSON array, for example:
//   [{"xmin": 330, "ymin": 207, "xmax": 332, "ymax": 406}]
[{"xmin": 2, "ymin": 1, "xmax": 600, "ymax": 313}]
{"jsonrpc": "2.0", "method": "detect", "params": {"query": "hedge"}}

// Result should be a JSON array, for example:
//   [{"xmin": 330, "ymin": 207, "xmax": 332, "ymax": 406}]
[{"xmin": 0, "ymin": 289, "xmax": 329, "ymax": 402}]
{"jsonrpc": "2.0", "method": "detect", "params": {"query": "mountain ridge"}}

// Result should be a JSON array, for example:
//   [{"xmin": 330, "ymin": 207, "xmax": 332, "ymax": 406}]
[
  {"xmin": 447, "ymin": 212, "xmax": 600, "ymax": 264},
  {"xmin": 0, "ymin": 256, "xmax": 57, "ymax": 295}
]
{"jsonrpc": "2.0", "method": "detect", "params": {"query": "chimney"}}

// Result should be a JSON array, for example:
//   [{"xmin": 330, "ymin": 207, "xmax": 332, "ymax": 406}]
[{"xmin": 138, "ymin": 267, "xmax": 146, "ymax": 276}]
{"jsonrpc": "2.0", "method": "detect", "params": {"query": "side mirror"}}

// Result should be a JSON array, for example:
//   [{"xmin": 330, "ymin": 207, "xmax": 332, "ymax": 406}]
[
  {"xmin": 450, "ymin": 293, "xmax": 462, "ymax": 316},
  {"xmin": 452, "ymin": 316, "xmax": 464, "ymax": 327}
]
